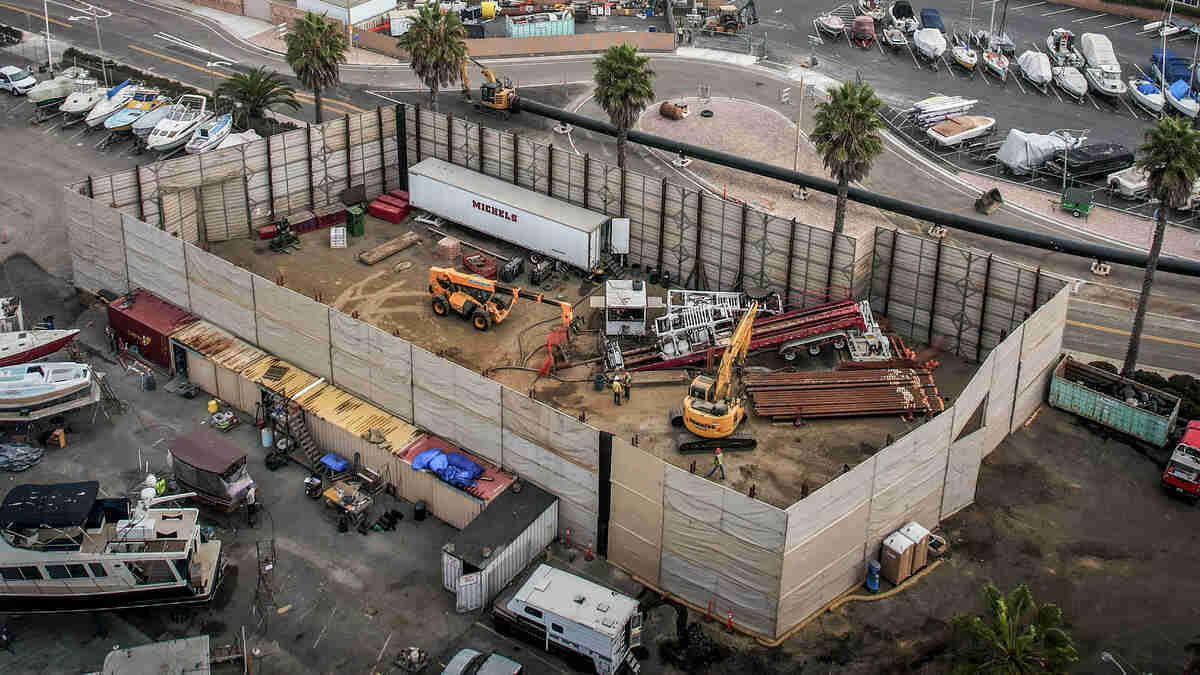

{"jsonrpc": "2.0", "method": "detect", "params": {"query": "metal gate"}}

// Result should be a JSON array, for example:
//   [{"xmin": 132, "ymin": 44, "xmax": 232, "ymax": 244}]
[
  {"xmin": 160, "ymin": 189, "xmax": 200, "ymax": 244},
  {"xmin": 456, "ymin": 572, "xmax": 484, "ymax": 612}
]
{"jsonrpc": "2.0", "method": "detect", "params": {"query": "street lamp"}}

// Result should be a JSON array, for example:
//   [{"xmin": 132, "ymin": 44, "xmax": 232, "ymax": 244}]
[
  {"xmin": 68, "ymin": 14, "xmax": 107, "ymax": 85},
  {"xmin": 206, "ymin": 60, "xmax": 233, "ymax": 104},
  {"xmin": 1099, "ymin": 651, "xmax": 1128, "ymax": 675},
  {"xmin": 42, "ymin": 0, "xmax": 53, "ymax": 70}
]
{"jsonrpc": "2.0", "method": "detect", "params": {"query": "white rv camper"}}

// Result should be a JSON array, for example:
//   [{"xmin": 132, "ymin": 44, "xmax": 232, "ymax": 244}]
[{"xmin": 493, "ymin": 564, "xmax": 643, "ymax": 674}]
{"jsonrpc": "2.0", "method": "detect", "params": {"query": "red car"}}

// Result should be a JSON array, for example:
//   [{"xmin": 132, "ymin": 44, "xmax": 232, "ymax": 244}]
[{"xmin": 463, "ymin": 253, "xmax": 497, "ymax": 279}]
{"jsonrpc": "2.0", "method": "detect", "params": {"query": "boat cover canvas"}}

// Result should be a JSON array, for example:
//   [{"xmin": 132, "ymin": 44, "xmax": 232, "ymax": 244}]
[
  {"xmin": 1170, "ymin": 79, "xmax": 1192, "ymax": 100},
  {"xmin": 919, "ymin": 8, "xmax": 944, "ymax": 31},
  {"xmin": 1065, "ymin": 143, "xmax": 1132, "ymax": 165},
  {"xmin": 1153, "ymin": 49, "xmax": 1191, "ymax": 82},
  {"xmin": 170, "ymin": 430, "xmax": 246, "ymax": 473},
  {"xmin": 0, "ymin": 481, "xmax": 98, "ymax": 528},
  {"xmin": 1080, "ymin": 33, "xmax": 1118, "ymax": 66},
  {"xmin": 914, "ymin": 29, "xmax": 945, "ymax": 56},
  {"xmin": 892, "ymin": 0, "xmax": 914, "ymax": 18},
  {"xmin": 1018, "ymin": 51, "xmax": 1051, "ymax": 81},
  {"xmin": 1138, "ymin": 81, "xmax": 1161, "ymax": 95},
  {"xmin": 852, "ymin": 16, "xmax": 875, "ymax": 36},
  {"xmin": 996, "ymin": 129, "xmax": 1071, "ymax": 175}
]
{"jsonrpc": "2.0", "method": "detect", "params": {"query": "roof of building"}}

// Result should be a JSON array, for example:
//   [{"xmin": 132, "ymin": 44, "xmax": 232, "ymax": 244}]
[
  {"xmin": 408, "ymin": 158, "xmax": 609, "ymax": 233},
  {"xmin": 513, "ymin": 564, "xmax": 639, "ymax": 638},
  {"xmin": 108, "ymin": 289, "xmax": 197, "ymax": 336},
  {"xmin": 102, "ymin": 636, "xmax": 211, "ymax": 675},
  {"xmin": 605, "ymin": 280, "xmax": 647, "ymax": 309},
  {"xmin": 445, "ymin": 482, "xmax": 556, "ymax": 569},
  {"xmin": 0, "ymin": 481, "xmax": 99, "ymax": 529},
  {"xmin": 241, "ymin": 356, "xmax": 326, "ymax": 398},
  {"xmin": 292, "ymin": 382, "xmax": 420, "ymax": 452},
  {"xmin": 170, "ymin": 320, "xmax": 268, "ymax": 373},
  {"xmin": 170, "ymin": 430, "xmax": 246, "ymax": 473}
]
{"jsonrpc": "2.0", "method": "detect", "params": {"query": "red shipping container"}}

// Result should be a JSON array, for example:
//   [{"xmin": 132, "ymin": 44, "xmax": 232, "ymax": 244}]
[
  {"xmin": 368, "ymin": 200, "xmax": 406, "ymax": 223},
  {"xmin": 256, "ymin": 224, "xmax": 279, "ymax": 240},
  {"xmin": 107, "ymin": 290, "xmax": 198, "ymax": 371}
]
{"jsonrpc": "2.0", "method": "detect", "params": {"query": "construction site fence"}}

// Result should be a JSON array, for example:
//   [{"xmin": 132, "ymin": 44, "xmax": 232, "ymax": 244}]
[
  {"xmin": 63, "ymin": 106, "xmax": 1077, "ymax": 640},
  {"xmin": 607, "ymin": 285, "xmax": 1069, "ymax": 639}
]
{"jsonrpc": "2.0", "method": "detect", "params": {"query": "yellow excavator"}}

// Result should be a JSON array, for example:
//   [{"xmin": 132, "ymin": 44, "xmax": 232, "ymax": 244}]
[
  {"xmin": 460, "ymin": 56, "xmax": 520, "ymax": 119},
  {"xmin": 669, "ymin": 301, "xmax": 759, "ymax": 454}
]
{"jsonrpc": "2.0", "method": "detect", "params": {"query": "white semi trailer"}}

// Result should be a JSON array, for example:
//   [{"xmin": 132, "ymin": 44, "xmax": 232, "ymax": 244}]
[{"xmin": 407, "ymin": 158, "xmax": 628, "ymax": 272}]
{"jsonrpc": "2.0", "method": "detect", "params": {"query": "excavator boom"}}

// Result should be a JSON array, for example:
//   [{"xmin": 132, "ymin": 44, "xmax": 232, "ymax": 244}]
[{"xmin": 712, "ymin": 301, "xmax": 758, "ymax": 401}]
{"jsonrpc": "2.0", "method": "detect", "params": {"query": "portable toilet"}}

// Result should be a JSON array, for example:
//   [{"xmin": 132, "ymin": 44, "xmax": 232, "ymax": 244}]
[
  {"xmin": 899, "ymin": 521, "xmax": 931, "ymax": 571},
  {"xmin": 880, "ymin": 531, "xmax": 916, "ymax": 585}
]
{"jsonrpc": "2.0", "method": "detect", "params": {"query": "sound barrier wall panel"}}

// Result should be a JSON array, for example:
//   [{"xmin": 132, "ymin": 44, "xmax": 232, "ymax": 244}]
[
  {"xmin": 66, "ymin": 189, "xmax": 128, "ymax": 295},
  {"xmin": 123, "ymin": 216, "xmax": 189, "ymax": 310},
  {"xmin": 252, "ymin": 276, "xmax": 332, "ymax": 380},
  {"xmin": 184, "ymin": 245, "xmax": 256, "ymax": 343},
  {"xmin": 411, "ymin": 346, "xmax": 501, "ymax": 464},
  {"xmin": 984, "ymin": 325, "xmax": 1024, "ymax": 456},
  {"xmin": 941, "ymin": 427, "xmax": 985, "ymax": 519},
  {"xmin": 1011, "ymin": 288, "xmax": 1069, "ymax": 432}
]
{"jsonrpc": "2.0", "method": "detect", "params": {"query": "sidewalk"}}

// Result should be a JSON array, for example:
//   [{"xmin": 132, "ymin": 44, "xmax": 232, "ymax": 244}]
[
  {"xmin": 245, "ymin": 28, "xmax": 405, "ymax": 66},
  {"xmin": 960, "ymin": 173, "xmax": 1200, "ymax": 262}
]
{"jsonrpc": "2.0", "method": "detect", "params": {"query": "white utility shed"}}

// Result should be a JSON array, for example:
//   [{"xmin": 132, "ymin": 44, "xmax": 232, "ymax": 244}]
[{"xmin": 442, "ymin": 481, "xmax": 558, "ymax": 612}]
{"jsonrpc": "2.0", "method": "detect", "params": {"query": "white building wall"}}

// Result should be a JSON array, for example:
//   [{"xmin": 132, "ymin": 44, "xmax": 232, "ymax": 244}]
[{"xmin": 298, "ymin": 0, "xmax": 395, "ymax": 24}]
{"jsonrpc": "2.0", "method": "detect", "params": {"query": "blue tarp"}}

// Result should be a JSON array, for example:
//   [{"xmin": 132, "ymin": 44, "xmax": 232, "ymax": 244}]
[
  {"xmin": 1138, "ymin": 81, "xmax": 1161, "ymax": 95},
  {"xmin": 412, "ymin": 448, "xmax": 482, "ymax": 489},
  {"xmin": 412, "ymin": 448, "xmax": 447, "ymax": 472},
  {"xmin": 920, "ymin": 8, "xmax": 944, "ymax": 32},
  {"xmin": 1152, "ymin": 48, "xmax": 1192, "ymax": 82},
  {"xmin": 1170, "ymin": 79, "xmax": 1192, "ymax": 100}
]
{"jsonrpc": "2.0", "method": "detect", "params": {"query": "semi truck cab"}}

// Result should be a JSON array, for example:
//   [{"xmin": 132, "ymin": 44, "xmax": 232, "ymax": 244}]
[{"xmin": 1163, "ymin": 420, "xmax": 1200, "ymax": 501}]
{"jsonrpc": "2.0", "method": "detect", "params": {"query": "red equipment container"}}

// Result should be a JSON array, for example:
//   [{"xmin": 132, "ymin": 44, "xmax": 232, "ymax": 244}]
[
  {"xmin": 463, "ymin": 253, "xmax": 498, "ymax": 279},
  {"xmin": 107, "ymin": 289, "xmax": 197, "ymax": 370},
  {"xmin": 368, "ymin": 200, "xmax": 408, "ymax": 223}
]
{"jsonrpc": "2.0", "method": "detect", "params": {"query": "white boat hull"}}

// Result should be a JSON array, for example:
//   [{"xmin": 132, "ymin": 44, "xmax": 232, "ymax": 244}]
[
  {"xmin": 1167, "ymin": 87, "xmax": 1199, "ymax": 118},
  {"xmin": 85, "ymin": 90, "xmax": 135, "ymax": 129},
  {"xmin": 1053, "ymin": 67, "xmax": 1089, "ymax": 99},
  {"xmin": 816, "ymin": 16, "xmax": 844, "ymax": 35},
  {"xmin": 0, "ymin": 362, "xmax": 91, "ymax": 411},
  {"xmin": 926, "ymin": 116, "xmax": 996, "ymax": 147},
  {"xmin": 1128, "ymin": 79, "xmax": 1164, "ymax": 114}
]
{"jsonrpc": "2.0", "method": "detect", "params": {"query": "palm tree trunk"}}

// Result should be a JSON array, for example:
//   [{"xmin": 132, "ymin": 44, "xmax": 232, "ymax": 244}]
[
  {"xmin": 1123, "ymin": 208, "xmax": 1168, "ymax": 376},
  {"xmin": 430, "ymin": 83, "xmax": 439, "ymax": 113},
  {"xmin": 833, "ymin": 176, "xmax": 849, "ymax": 235},
  {"xmin": 313, "ymin": 84, "xmax": 323, "ymax": 124},
  {"xmin": 617, "ymin": 129, "xmax": 627, "ymax": 170}
]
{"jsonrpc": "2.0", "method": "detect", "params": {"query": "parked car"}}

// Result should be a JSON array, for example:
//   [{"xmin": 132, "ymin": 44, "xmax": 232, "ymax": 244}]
[
  {"xmin": 0, "ymin": 65, "xmax": 36, "ymax": 95},
  {"xmin": 441, "ymin": 649, "xmax": 523, "ymax": 675}
]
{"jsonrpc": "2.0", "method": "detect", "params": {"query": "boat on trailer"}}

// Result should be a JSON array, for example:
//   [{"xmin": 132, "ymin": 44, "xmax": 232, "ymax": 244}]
[
  {"xmin": 59, "ymin": 78, "xmax": 106, "ymax": 118},
  {"xmin": 888, "ymin": 0, "xmax": 918, "ymax": 33},
  {"xmin": 1128, "ymin": 77, "xmax": 1165, "ymax": 114},
  {"xmin": 0, "ymin": 329, "xmax": 79, "ymax": 367},
  {"xmin": 0, "ymin": 481, "xmax": 225, "ymax": 613},
  {"xmin": 1053, "ymin": 65, "xmax": 1089, "ymax": 101},
  {"xmin": 815, "ymin": 13, "xmax": 845, "ymax": 36},
  {"xmin": 881, "ymin": 25, "xmax": 908, "ymax": 49},
  {"xmin": 146, "ymin": 95, "xmax": 212, "ymax": 153},
  {"xmin": 0, "ymin": 362, "xmax": 92, "ymax": 412},
  {"xmin": 83, "ymin": 80, "xmax": 136, "ymax": 129},
  {"xmin": 1016, "ymin": 50, "xmax": 1052, "ymax": 89},
  {"xmin": 926, "ymin": 115, "xmax": 996, "ymax": 147}
]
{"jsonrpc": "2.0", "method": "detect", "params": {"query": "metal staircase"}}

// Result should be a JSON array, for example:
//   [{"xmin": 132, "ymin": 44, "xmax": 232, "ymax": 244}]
[{"xmin": 286, "ymin": 405, "xmax": 322, "ymax": 470}]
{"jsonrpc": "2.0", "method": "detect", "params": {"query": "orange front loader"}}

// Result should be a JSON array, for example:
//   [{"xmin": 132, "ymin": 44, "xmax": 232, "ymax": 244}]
[{"xmin": 428, "ymin": 266, "xmax": 574, "ymax": 332}]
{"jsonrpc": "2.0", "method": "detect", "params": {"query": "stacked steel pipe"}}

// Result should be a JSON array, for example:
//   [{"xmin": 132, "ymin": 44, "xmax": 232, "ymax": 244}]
[{"xmin": 746, "ymin": 368, "xmax": 944, "ymax": 421}]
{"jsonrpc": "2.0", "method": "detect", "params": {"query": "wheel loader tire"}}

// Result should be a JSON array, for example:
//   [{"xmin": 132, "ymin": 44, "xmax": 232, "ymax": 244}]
[
  {"xmin": 472, "ymin": 312, "xmax": 492, "ymax": 331},
  {"xmin": 432, "ymin": 297, "xmax": 448, "ymax": 316}
]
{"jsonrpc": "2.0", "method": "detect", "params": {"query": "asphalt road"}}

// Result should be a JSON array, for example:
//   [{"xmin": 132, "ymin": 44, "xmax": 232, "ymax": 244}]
[{"xmin": 2, "ymin": 0, "xmax": 1199, "ymax": 372}]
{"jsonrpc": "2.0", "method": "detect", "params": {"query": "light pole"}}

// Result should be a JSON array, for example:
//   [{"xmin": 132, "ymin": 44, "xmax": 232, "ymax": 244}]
[
  {"xmin": 42, "ymin": 0, "xmax": 53, "ymax": 70},
  {"xmin": 68, "ymin": 14, "xmax": 107, "ymax": 85},
  {"xmin": 1099, "ymin": 651, "xmax": 1128, "ymax": 675},
  {"xmin": 206, "ymin": 60, "xmax": 233, "ymax": 105}
]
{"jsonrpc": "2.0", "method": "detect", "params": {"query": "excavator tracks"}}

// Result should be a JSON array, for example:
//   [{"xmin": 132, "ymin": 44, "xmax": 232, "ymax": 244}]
[{"xmin": 676, "ymin": 430, "xmax": 756, "ymax": 455}]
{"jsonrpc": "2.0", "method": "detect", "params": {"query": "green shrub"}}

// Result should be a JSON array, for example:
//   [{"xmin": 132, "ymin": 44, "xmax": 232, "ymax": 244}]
[
  {"xmin": 61, "ymin": 48, "xmax": 198, "ymax": 100},
  {"xmin": 1086, "ymin": 360, "xmax": 1200, "ymax": 422}
]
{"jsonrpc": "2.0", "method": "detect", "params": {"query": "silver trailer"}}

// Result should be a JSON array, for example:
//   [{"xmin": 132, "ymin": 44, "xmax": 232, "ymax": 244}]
[{"xmin": 407, "ymin": 158, "xmax": 628, "ymax": 271}]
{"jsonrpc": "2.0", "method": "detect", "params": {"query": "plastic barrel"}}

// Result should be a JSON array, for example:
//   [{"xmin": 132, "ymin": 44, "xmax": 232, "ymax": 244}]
[
  {"xmin": 261, "ymin": 427, "xmax": 274, "ymax": 448},
  {"xmin": 865, "ymin": 559, "xmax": 881, "ymax": 593},
  {"xmin": 414, "ymin": 500, "xmax": 427, "ymax": 521},
  {"xmin": 142, "ymin": 373, "xmax": 156, "ymax": 391},
  {"xmin": 481, "ymin": 1, "xmax": 496, "ymax": 18},
  {"xmin": 594, "ymin": 374, "xmax": 605, "ymax": 391}
]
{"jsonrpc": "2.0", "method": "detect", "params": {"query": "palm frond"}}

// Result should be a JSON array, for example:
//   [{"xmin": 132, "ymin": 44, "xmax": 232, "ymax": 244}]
[
  {"xmin": 398, "ymin": 1, "xmax": 468, "ymax": 98},
  {"xmin": 1137, "ymin": 116, "xmax": 1200, "ymax": 208},
  {"xmin": 215, "ymin": 66, "xmax": 300, "ymax": 120},
  {"xmin": 951, "ymin": 583, "xmax": 1078, "ymax": 675},
  {"xmin": 284, "ymin": 11, "xmax": 348, "ymax": 93},
  {"xmin": 593, "ymin": 42, "xmax": 656, "ymax": 132}
]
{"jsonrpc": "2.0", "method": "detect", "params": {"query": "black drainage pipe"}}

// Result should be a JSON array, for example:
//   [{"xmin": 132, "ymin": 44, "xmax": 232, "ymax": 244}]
[{"xmin": 519, "ymin": 98, "xmax": 1200, "ymax": 279}]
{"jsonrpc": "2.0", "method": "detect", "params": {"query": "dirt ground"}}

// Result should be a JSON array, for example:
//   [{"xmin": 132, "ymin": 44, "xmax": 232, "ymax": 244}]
[{"xmin": 213, "ymin": 217, "xmax": 972, "ymax": 509}]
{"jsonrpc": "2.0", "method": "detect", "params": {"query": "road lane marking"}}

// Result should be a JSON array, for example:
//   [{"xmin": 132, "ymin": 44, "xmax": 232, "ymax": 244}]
[
  {"xmin": 1103, "ymin": 18, "xmax": 1138, "ymax": 29},
  {"xmin": 1067, "ymin": 319, "xmax": 1200, "ymax": 349},
  {"xmin": 1042, "ymin": 7, "xmax": 1076, "ymax": 16},
  {"xmin": 127, "ymin": 45, "xmax": 361, "ymax": 115},
  {"xmin": 0, "ymin": 2, "xmax": 71, "ymax": 27},
  {"xmin": 1072, "ymin": 13, "xmax": 1106, "ymax": 22},
  {"xmin": 1012, "ymin": 0, "xmax": 1045, "ymax": 8}
]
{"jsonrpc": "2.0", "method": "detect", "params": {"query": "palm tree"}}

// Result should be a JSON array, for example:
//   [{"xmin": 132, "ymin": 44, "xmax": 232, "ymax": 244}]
[
  {"xmin": 951, "ymin": 583, "xmax": 1078, "ymax": 674},
  {"xmin": 810, "ymin": 81, "xmax": 885, "ymax": 235},
  {"xmin": 1123, "ymin": 116, "xmax": 1200, "ymax": 376},
  {"xmin": 397, "ymin": 1, "xmax": 467, "ymax": 113},
  {"xmin": 284, "ymin": 11, "xmax": 348, "ymax": 123},
  {"xmin": 216, "ymin": 66, "xmax": 300, "ymax": 128},
  {"xmin": 593, "ymin": 42, "xmax": 655, "ymax": 170}
]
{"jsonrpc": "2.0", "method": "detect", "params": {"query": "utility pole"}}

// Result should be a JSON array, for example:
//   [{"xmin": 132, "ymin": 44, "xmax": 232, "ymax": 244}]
[
  {"xmin": 42, "ymin": 0, "xmax": 53, "ymax": 69},
  {"xmin": 69, "ymin": 10, "xmax": 107, "ymax": 85},
  {"xmin": 793, "ymin": 80, "xmax": 809, "ymax": 201}
]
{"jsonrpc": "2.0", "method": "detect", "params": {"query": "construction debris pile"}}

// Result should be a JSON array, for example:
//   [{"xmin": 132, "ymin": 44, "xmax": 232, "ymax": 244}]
[
  {"xmin": 659, "ymin": 623, "xmax": 730, "ymax": 671},
  {"xmin": 746, "ymin": 368, "xmax": 944, "ymax": 421}
]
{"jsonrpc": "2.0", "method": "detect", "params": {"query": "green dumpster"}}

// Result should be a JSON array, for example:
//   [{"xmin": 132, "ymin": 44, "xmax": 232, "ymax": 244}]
[{"xmin": 346, "ymin": 205, "xmax": 364, "ymax": 236}]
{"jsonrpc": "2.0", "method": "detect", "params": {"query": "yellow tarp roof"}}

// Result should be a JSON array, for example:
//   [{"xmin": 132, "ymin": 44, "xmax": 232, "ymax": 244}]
[
  {"xmin": 293, "ymin": 383, "xmax": 420, "ymax": 452},
  {"xmin": 241, "ymin": 356, "xmax": 325, "ymax": 398},
  {"xmin": 171, "ymin": 320, "xmax": 268, "ymax": 373}
]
